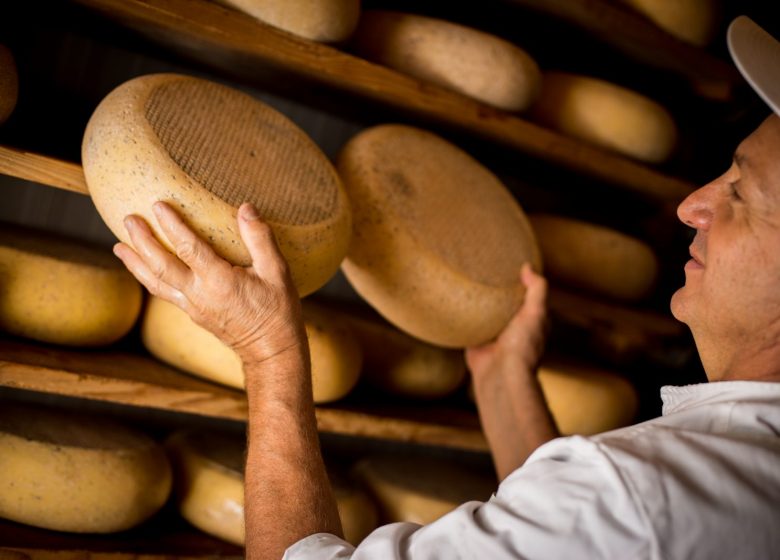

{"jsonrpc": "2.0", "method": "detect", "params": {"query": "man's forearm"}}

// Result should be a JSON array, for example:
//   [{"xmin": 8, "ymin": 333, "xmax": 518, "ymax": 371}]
[{"xmin": 244, "ymin": 352, "xmax": 343, "ymax": 560}]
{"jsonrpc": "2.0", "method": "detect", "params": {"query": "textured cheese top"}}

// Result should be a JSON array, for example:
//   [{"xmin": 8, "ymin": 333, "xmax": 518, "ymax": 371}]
[
  {"xmin": 339, "ymin": 124, "xmax": 540, "ymax": 347},
  {"xmin": 83, "ymin": 74, "xmax": 351, "ymax": 296}
]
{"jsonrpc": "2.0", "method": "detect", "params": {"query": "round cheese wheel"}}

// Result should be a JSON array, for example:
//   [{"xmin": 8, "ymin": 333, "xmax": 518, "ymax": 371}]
[
  {"xmin": 0, "ymin": 45, "xmax": 18, "ymax": 125},
  {"xmin": 531, "ymin": 72, "xmax": 677, "ymax": 163},
  {"xmin": 529, "ymin": 214, "xmax": 658, "ymax": 301},
  {"xmin": 538, "ymin": 360, "xmax": 639, "ymax": 435},
  {"xmin": 142, "ymin": 296, "xmax": 362, "ymax": 403},
  {"xmin": 617, "ymin": 0, "xmax": 720, "ymax": 46},
  {"xmin": 216, "ymin": 0, "xmax": 360, "ymax": 42},
  {"xmin": 0, "ymin": 224, "xmax": 142, "ymax": 346},
  {"xmin": 167, "ymin": 431, "xmax": 245, "ymax": 546},
  {"xmin": 351, "ymin": 11, "xmax": 541, "ymax": 111},
  {"xmin": 82, "ymin": 73, "xmax": 351, "ymax": 297},
  {"xmin": 338, "ymin": 125, "xmax": 541, "ymax": 348},
  {"xmin": 0, "ymin": 403, "xmax": 171, "ymax": 533},
  {"xmin": 353, "ymin": 455, "xmax": 496, "ymax": 525},
  {"xmin": 329, "ymin": 469, "xmax": 379, "ymax": 545},
  {"xmin": 344, "ymin": 312, "xmax": 466, "ymax": 399}
]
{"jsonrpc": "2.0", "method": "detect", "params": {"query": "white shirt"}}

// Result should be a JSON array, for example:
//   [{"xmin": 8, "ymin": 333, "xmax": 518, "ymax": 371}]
[{"xmin": 285, "ymin": 381, "xmax": 780, "ymax": 559}]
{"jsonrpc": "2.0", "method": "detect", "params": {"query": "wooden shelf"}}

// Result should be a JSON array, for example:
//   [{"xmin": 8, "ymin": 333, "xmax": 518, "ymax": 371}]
[
  {"xmin": 0, "ymin": 337, "xmax": 488, "ymax": 452},
  {"xmin": 0, "ymin": 146, "xmax": 87, "ymax": 194},
  {"xmin": 65, "ymin": 0, "xmax": 695, "ymax": 203},
  {"xmin": 503, "ymin": 0, "xmax": 740, "ymax": 102}
]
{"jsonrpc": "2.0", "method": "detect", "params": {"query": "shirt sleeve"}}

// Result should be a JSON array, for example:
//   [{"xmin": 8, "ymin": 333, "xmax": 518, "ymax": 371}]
[{"xmin": 283, "ymin": 436, "xmax": 656, "ymax": 560}]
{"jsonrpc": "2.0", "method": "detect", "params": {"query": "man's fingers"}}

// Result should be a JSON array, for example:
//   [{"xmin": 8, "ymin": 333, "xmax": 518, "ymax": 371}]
[
  {"xmin": 520, "ymin": 263, "xmax": 547, "ymax": 316},
  {"xmin": 113, "ymin": 242, "xmax": 188, "ymax": 306},
  {"xmin": 124, "ymin": 214, "xmax": 191, "ymax": 289},
  {"xmin": 237, "ymin": 203, "xmax": 291, "ymax": 284},
  {"xmin": 153, "ymin": 201, "xmax": 220, "ymax": 275}
]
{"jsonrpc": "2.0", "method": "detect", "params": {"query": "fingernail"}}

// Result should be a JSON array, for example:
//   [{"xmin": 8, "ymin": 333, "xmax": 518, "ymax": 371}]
[
  {"xmin": 124, "ymin": 216, "xmax": 135, "ymax": 230},
  {"xmin": 152, "ymin": 202, "xmax": 164, "ymax": 216},
  {"xmin": 240, "ymin": 203, "xmax": 260, "ymax": 221}
]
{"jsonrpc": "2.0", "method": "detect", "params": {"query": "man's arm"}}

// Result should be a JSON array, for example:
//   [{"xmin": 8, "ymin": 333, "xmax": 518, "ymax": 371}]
[
  {"xmin": 466, "ymin": 265, "xmax": 559, "ymax": 481},
  {"xmin": 114, "ymin": 201, "xmax": 341, "ymax": 559}
]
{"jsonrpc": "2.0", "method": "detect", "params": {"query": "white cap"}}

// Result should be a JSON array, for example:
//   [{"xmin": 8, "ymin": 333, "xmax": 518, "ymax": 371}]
[{"xmin": 728, "ymin": 16, "xmax": 780, "ymax": 116}]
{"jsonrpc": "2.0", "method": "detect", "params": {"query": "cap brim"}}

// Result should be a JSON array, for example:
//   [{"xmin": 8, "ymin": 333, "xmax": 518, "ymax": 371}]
[{"xmin": 728, "ymin": 16, "xmax": 780, "ymax": 116}]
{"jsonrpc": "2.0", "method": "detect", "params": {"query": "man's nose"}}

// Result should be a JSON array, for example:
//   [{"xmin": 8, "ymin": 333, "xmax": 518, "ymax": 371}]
[{"xmin": 677, "ymin": 183, "xmax": 715, "ymax": 230}]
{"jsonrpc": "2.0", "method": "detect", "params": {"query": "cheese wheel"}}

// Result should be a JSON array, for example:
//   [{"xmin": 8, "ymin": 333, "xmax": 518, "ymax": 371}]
[
  {"xmin": 353, "ymin": 455, "xmax": 496, "ymax": 525},
  {"xmin": 338, "ymin": 125, "xmax": 541, "ymax": 348},
  {"xmin": 215, "ymin": 0, "xmax": 360, "ymax": 42},
  {"xmin": 344, "ymin": 312, "xmax": 466, "ymax": 399},
  {"xmin": 617, "ymin": 0, "xmax": 720, "ymax": 46},
  {"xmin": 82, "ymin": 73, "xmax": 351, "ymax": 297},
  {"xmin": 0, "ymin": 45, "xmax": 18, "ymax": 125},
  {"xmin": 329, "ymin": 469, "xmax": 380, "ymax": 545},
  {"xmin": 531, "ymin": 72, "xmax": 677, "ymax": 163},
  {"xmin": 0, "ymin": 224, "xmax": 142, "ymax": 346},
  {"xmin": 167, "ymin": 431, "xmax": 245, "ymax": 546},
  {"xmin": 351, "ymin": 11, "xmax": 541, "ymax": 111},
  {"xmin": 0, "ymin": 403, "xmax": 171, "ymax": 533},
  {"xmin": 529, "ymin": 214, "xmax": 658, "ymax": 301},
  {"xmin": 142, "ymin": 296, "xmax": 362, "ymax": 402},
  {"xmin": 538, "ymin": 360, "xmax": 639, "ymax": 435}
]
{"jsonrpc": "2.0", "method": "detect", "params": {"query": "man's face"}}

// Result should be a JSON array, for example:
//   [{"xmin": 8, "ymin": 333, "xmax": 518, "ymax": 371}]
[{"xmin": 671, "ymin": 115, "xmax": 780, "ymax": 379}]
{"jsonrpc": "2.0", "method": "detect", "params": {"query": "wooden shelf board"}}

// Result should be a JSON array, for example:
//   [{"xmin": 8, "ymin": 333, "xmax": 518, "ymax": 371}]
[
  {"xmin": 0, "ymin": 338, "xmax": 488, "ymax": 452},
  {"xmin": 0, "ymin": 146, "xmax": 88, "ymax": 194},
  {"xmin": 68, "ymin": 0, "xmax": 695, "ymax": 203}
]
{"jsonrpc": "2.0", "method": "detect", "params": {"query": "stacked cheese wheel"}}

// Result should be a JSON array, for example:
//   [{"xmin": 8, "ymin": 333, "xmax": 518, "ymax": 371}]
[
  {"xmin": 0, "ymin": 403, "xmax": 171, "ymax": 533},
  {"xmin": 167, "ymin": 431, "xmax": 380, "ymax": 546},
  {"xmin": 338, "ymin": 124, "xmax": 540, "ymax": 348},
  {"xmin": 142, "ymin": 296, "xmax": 362, "ymax": 403},
  {"xmin": 353, "ymin": 455, "xmax": 496, "ymax": 525},
  {"xmin": 216, "ymin": 0, "xmax": 360, "ymax": 42},
  {"xmin": 0, "ymin": 224, "xmax": 142, "ymax": 346},
  {"xmin": 616, "ymin": 0, "xmax": 721, "ymax": 46},
  {"xmin": 0, "ymin": 45, "xmax": 18, "ymax": 125},
  {"xmin": 351, "ymin": 11, "xmax": 541, "ymax": 111},
  {"xmin": 531, "ymin": 72, "xmax": 677, "ymax": 163},
  {"xmin": 82, "ymin": 73, "xmax": 351, "ymax": 297},
  {"xmin": 529, "ymin": 214, "xmax": 658, "ymax": 302}
]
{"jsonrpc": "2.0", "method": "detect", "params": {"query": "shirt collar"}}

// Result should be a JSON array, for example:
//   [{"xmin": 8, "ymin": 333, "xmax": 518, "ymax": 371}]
[{"xmin": 661, "ymin": 380, "xmax": 780, "ymax": 416}]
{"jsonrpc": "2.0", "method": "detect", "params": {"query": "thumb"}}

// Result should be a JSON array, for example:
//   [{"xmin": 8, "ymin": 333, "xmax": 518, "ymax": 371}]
[{"xmin": 237, "ymin": 202, "xmax": 290, "ymax": 284}]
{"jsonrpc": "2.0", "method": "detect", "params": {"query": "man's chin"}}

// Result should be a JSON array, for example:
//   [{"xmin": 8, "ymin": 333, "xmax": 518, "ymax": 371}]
[{"xmin": 669, "ymin": 287, "xmax": 689, "ymax": 324}]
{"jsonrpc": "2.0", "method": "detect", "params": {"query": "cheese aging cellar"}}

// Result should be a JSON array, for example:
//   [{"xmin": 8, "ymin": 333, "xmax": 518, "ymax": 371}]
[{"xmin": 1, "ymin": 1, "xmax": 779, "ymax": 558}]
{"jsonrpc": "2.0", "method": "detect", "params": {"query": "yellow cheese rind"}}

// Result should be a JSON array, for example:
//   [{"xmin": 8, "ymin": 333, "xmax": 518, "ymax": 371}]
[
  {"xmin": 344, "ymin": 313, "xmax": 466, "ymax": 399},
  {"xmin": 329, "ymin": 469, "xmax": 379, "ymax": 545},
  {"xmin": 531, "ymin": 72, "xmax": 677, "ymax": 163},
  {"xmin": 143, "ymin": 296, "xmax": 361, "ymax": 403},
  {"xmin": 538, "ymin": 360, "xmax": 638, "ymax": 435},
  {"xmin": 216, "ymin": 0, "xmax": 360, "ymax": 42},
  {"xmin": 339, "ymin": 124, "xmax": 541, "ymax": 348},
  {"xmin": 82, "ymin": 73, "xmax": 351, "ymax": 297},
  {"xmin": 0, "ymin": 403, "xmax": 171, "ymax": 533},
  {"xmin": 167, "ymin": 431, "xmax": 245, "ymax": 546},
  {"xmin": 529, "ymin": 214, "xmax": 658, "ymax": 301},
  {"xmin": 0, "ymin": 225, "xmax": 142, "ymax": 346},
  {"xmin": 617, "ymin": 0, "xmax": 720, "ymax": 46},
  {"xmin": 0, "ymin": 45, "xmax": 18, "ymax": 125},
  {"xmin": 351, "ymin": 11, "xmax": 541, "ymax": 111},
  {"xmin": 353, "ymin": 455, "xmax": 496, "ymax": 525}
]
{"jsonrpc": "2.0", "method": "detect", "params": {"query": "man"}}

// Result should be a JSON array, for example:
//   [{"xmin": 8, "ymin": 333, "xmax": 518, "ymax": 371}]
[{"xmin": 114, "ymin": 15, "xmax": 780, "ymax": 560}]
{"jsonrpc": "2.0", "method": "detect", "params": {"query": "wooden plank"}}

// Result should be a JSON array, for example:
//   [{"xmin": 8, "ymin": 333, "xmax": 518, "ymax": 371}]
[
  {"xmin": 503, "ymin": 0, "xmax": 739, "ymax": 101},
  {"xmin": 0, "ymin": 146, "xmax": 88, "ymax": 194},
  {"xmin": 69, "ymin": 0, "xmax": 695, "ymax": 203},
  {"xmin": 0, "ymin": 338, "xmax": 488, "ymax": 452}
]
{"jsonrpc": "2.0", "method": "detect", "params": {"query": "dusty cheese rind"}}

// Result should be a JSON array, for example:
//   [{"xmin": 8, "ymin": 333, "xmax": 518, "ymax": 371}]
[
  {"xmin": 338, "ymin": 124, "xmax": 541, "ymax": 348},
  {"xmin": 142, "ymin": 296, "xmax": 362, "ymax": 403},
  {"xmin": 82, "ymin": 73, "xmax": 351, "ymax": 297},
  {"xmin": 344, "ymin": 312, "xmax": 466, "ymax": 399},
  {"xmin": 353, "ymin": 455, "xmax": 496, "ymax": 525},
  {"xmin": 167, "ymin": 431, "xmax": 246, "ymax": 546},
  {"xmin": 0, "ymin": 403, "xmax": 171, "ymax": 533},
  {"xmin": 531, "ymin": 72, "xmax": 678, "ymax": 163},
  {"xmin": 215, "ymin": 0, "xmax": 360, "ymax": 43},
  {"xmin": 0, "ymin": 45, "xmax": 18, "ymax": 125},
  {"xmin": 617, "ymin": 0, "xmax": 720, "ymax": 46},
  {"xmin": 538, "ymin": 360, "xmax": 639, "ymax": 435},
  {"xmin": 351, "ymin": 11, "xmax": 541, "ymax": 111},
  {"xmin": 529, "ymin": 214, "xmax": 658, "ymax": 302},
  {"xmin": 0, "ymin": 224, "xmax": 142, "ymax": 346}
]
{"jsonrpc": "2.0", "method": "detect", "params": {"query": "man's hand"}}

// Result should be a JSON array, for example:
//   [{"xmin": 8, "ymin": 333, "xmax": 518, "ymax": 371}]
[
  {"xmin": 113, "ymin": 201, "xmax": 306, "ymax": 371},
  {"xmin": 466, "ymin": 263, "xmax": 559, "ymax": 480}
]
